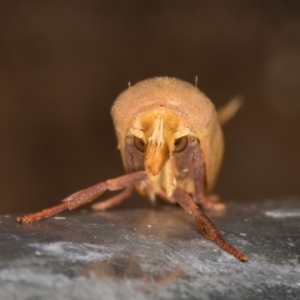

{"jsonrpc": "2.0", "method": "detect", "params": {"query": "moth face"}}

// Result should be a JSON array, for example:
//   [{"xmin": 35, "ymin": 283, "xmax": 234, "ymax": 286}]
[{"xmin": 130, "ymin": 110, "xmax": 190, "ymax": 176}]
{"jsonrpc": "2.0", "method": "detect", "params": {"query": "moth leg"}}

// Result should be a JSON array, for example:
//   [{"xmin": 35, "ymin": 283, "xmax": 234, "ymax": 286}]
[
  {"xmin": 205, "ymin": 194, "xmax": 220, "ymax": 203},
  {"xmin": 174, "ymin": 187, "xmax": 247, "ymax": 262},
  {"xmin": 91, "ymin": 185, "xmax": 134, "ymax": 211},
  {"xmin": 192, "ymin": 141, "xmax": 225, "ymax": 212},
  {"xmin": 17, "ymin": 171, "xmax": 147, "ymax": 223},
  {"xmin": 195, "ymin": 194, "xmax": 225, "ymax": 212}
]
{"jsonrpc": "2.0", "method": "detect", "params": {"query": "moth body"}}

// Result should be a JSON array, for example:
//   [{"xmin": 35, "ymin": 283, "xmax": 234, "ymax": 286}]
[{"xmin": 112, "ymin": 77, "xmax": 223, "ymax": 205}]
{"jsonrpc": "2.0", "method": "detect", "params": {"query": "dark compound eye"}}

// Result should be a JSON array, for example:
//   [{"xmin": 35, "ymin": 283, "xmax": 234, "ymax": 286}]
[
  {"xmin": 173, "ymin": 136, "xmax": 188, "ymax": 153},
  {"xmin": 134, "ymin": 136, "xmax": 146, "ymax": 152}
]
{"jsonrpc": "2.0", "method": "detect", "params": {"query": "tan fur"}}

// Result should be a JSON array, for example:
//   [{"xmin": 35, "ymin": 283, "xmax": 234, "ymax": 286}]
[{"xmin": 111, "ymin": 77, "xmax": 223, "ymax": 196}]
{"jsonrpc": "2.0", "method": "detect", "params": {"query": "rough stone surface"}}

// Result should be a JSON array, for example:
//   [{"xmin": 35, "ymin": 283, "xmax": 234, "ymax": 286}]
[{"xmin": 0, "ymin": 198, "xmax": 299, "ymax": 300}]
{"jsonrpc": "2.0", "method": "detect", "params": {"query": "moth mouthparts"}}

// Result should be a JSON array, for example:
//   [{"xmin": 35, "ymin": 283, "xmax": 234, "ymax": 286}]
[{"xmin": 144, "ymin": 142, "xmax": 169, "ymax": 176}]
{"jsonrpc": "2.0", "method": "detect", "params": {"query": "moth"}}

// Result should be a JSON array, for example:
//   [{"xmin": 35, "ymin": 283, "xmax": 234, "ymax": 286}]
[{"xmin": 17, "ymin": 77, "xmax": 247, "ymax": 262}]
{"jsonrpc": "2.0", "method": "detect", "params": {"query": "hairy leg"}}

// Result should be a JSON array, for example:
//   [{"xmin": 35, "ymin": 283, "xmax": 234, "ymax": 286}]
[
  {"xmin": 191, "ymin": 140, "xmax": 225, "ymax": 212},
  {"xmin": 17, "ymin": 171, "xmax": 147, "ymax": 223},
  {"xmin": 91, "ymin": 185, "xmax": 134, "ymax": 211},
  {"xmin": 173, "ymin": 187, "xmax": 247, "ymax": 262}
]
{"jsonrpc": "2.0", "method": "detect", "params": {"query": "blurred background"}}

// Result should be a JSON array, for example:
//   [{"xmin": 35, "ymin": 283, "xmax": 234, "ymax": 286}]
[{"xmin": 0, "ymin": 0, "xmax": 299, "ymax": 214}]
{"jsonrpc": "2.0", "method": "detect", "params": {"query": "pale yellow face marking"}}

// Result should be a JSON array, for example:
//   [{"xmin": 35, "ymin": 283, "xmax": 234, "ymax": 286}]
[
  {"xmin": 129, "ymin": 109, "xmax": 193, "ymax": 177},
  {"xmin": 148, "ymin": 116, "xmax": 164, "ymax": 145}
]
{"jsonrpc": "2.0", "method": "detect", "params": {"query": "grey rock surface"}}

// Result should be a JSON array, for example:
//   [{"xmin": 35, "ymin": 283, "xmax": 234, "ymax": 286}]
[{"xmin": 0, "ymin": 198, "xmax": 299, "ymax": 300}]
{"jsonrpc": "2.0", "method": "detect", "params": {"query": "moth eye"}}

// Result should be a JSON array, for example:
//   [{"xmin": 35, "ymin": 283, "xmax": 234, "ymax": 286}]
[
  {"xmin": 173, "ymin": 136, "xmax": 188, "ymax": 153},
  {"xmin": 134, "ymin": 136, "xmax": 146, "ymax": 152}
]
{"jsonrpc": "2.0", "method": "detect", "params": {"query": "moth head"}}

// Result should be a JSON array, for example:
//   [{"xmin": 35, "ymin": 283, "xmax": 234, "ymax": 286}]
[{"xmin": 131, "ymin": 110, "xmax": 190, "ymax": 176}]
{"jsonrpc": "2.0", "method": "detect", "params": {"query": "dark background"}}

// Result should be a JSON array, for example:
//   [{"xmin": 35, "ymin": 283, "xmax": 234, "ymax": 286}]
[{"xmin": 1, "ymin": 0, "xmax": 300, "ymax": 214}]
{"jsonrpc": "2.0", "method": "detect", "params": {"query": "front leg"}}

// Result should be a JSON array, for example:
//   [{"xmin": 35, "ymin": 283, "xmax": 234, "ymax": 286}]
[
  {"xmin": 17, "ymin": 171, "xmax": 147, "ymax": 223},
  {"xmin": 91, "ymin": 185, "xmax": 134, "ymax": 211},
  {"xmin": 190, "ymin": 138, "xmax": 225, "ymax": 212},
  {"xmin": 174, "ymin": 187, "xmax": 247, "ymax": 262}
]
